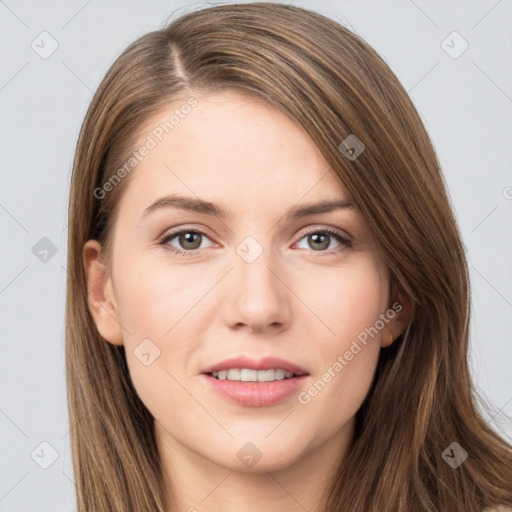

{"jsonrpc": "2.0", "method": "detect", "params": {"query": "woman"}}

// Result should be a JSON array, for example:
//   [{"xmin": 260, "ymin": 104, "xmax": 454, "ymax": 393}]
[{"xmin": 65, "ymin": 3, "xmax": 512, "ymax": 511}]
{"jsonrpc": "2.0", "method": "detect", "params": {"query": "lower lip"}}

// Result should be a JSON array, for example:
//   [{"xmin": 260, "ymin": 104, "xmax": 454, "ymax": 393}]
[{"xmin": 200, "ymin": 373, "xmax": 309, "ymax": 407}]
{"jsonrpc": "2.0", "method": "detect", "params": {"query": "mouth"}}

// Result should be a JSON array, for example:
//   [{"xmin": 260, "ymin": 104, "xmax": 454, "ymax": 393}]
[
  {"xmin": 205, "ymin": 368, "xmax": 305, "ymax": 382},
  {"xmin": 201, "ymin": 355, "xmax": 309, "ymax": 381},
  {"xmin": 200, "ymin": 356, "xmax": 310, "ymax": 407}
]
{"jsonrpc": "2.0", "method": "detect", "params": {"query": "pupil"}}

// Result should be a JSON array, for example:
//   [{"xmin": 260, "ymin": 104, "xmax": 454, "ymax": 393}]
[
  {"xmin": 181, "ymin": 232, "xmax": 200, "ymax": 249},
  {"xmin": 310, "ymin": 233, "xmax": 329, "ymax": 250}
]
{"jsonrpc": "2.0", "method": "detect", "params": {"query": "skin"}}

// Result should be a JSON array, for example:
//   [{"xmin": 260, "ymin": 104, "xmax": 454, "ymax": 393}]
[{"xmin": 84, "ymin": 91, "xmax": 411, "ymax": 512}]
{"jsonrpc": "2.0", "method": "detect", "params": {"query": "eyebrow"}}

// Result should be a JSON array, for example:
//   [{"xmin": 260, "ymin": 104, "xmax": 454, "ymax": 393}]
[{"xmin": 141, "ymin": 194, "xmax": 356, "ymax": 221}]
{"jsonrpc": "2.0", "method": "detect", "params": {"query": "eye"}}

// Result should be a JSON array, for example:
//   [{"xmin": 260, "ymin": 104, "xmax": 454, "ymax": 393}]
[
  {"xmin": 295, "ymin": 227, "xmax": 351, "ymax": 254},
  {"xmin": 158, "ymin": 226, "xmax": 351, "ymax": 257},
  {"xmin": 158, "ymin": 228, "xmax": 213, "ymax": 256}
]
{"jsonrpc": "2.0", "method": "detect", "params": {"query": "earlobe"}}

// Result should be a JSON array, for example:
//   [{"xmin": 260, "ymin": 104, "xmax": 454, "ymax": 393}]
[
  {"xmin": 381, "ymin": 330, "xmax": 395, "ymax": 348},
  {"xmin": 382, "ymin": 284, "xmax": 413, "ymax": 348},
  {"xmin": 83, "ymin": 239, "xmax": 124, "ymax": 346}
]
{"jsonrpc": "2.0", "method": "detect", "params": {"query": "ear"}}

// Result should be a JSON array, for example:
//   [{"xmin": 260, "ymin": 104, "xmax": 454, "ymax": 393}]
[
  {"xmin": 381, "ymin": 281, "xmax": 413, "ymax": 348},
  {"xmin": 83, "ymin": 239, "xmax": 123, "ymax": 346}
]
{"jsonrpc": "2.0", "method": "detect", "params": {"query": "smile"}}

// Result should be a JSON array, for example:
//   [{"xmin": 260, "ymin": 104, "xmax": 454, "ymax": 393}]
[{"xmin": 209, "ymin": 368, "xmax": 297, "ymax": 382}]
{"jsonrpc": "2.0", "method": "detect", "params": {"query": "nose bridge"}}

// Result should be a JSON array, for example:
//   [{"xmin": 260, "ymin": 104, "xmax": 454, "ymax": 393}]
[
  {"xmin": 234, "ymin": 233, "xmax": 279, "ymax": 296},
  {"xmin": 223, "ymin": 233, "xmax": 290, "ymax": 330}
]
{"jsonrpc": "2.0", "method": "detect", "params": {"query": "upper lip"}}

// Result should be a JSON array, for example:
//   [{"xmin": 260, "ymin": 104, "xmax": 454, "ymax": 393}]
[{"xmin": 201, "ymin": 356, "xmax": 309, "ymax": 376}]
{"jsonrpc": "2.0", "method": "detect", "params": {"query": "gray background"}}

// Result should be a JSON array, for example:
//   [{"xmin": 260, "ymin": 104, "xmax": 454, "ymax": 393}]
[{"xmin": 1, "ymin": 0, "xmax": 511, "ymax": 510}]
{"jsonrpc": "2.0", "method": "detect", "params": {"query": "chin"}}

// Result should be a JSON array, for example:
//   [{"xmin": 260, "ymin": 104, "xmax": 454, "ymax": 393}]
[{"xmin": 203, "ymin": 433, "xmax": 308, "ymax": 473}]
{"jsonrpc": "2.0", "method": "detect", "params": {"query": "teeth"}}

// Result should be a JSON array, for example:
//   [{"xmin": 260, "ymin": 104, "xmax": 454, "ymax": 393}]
[
  {"xmin": 227, "ymin": 369, "xmax": 240, "ymax": 380},
  {"xmin": 241, "ymin": 369, "xmax": 258, "ymax": 381},
  {"xmin": 258, "ymin": 369, "xmax": 285, "ymax": 382},
  {"xmin": 211, "ymin": 368, "xmax": 296, "ymax": 381}
]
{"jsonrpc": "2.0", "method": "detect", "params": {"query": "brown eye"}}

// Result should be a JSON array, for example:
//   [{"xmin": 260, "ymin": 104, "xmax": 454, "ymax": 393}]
[
  {"xmin": 307, "ymin": 232, "xmax": 331, "ymax": 251},
  {"xmin": 296, "ymin": 228, "xmax": 351, "ymax": 253},
  {"xmin": 159, "ymin": 229, "xmax": 212, "ymax": 256},
  {"xmin": 177, "ymin": 231, "xmax": 202, "ymax": 250}
]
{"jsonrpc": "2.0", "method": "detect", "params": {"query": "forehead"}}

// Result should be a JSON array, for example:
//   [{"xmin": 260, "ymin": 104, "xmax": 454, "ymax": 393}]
[{"xmin": 117, "ymin": 90, "xmax": 349, "ymax": 218}]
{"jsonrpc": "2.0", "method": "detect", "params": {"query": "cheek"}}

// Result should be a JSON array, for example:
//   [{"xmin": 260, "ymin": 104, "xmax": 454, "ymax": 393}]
[
  {"xmin": 112, "ymin": 254, "xmax": 209, "ymax": 418},
  {"xmin": 296, "ymin": 257, "xmax": 385, "ymax": 407},
  {"xmin": 113, "ymin": 249, "xmax": 202, "ymax": 340},
  {"xmin": 300, "ymin": 255, "xmax": 386, "ymax": 345}
]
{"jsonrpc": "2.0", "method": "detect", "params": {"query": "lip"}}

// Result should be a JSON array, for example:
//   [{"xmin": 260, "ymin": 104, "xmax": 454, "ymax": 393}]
[
  {"xmin": 201, "ymin": 355, "xmax": 309, "ymax": 376},
  {"xmin": 200, "ymin": 373, "xmax": 309, "ymax": 407},
  {"xmin": 200, "ymin": 355, "xmax": 310, "ymax": 408}
]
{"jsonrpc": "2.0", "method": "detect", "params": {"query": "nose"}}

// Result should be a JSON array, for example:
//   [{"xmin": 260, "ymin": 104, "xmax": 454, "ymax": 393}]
[{"xmin": 220, "ymin": 241, "xmax": 292, "ymax": 334}]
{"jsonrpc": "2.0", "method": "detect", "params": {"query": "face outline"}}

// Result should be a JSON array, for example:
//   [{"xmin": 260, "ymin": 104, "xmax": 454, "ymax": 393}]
[{"xmin": 84, "ymin": 90, "xmax": 410, "ymax": 481}]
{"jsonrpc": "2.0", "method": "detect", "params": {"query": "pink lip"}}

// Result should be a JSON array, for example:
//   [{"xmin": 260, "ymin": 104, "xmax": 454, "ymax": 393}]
[
  {"xmin": 200, "ymin": 373, "xmax": 309, "ymax": 407},
  {"xmin": 201, "ymin": 355, "xmax": 309, "ymax": 376},
  {"xmin": 200, "ymin": 356, "xmax": 310, "ymax": 408}
]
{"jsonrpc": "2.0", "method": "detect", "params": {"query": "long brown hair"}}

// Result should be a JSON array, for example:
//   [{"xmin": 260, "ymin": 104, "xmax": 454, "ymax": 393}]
[{"xmin": 65, "ymin": 3, "xmax": 512, "ymax": 510}]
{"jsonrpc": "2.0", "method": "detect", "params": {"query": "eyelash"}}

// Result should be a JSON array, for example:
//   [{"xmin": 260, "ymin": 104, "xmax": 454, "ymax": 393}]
[{"xmin": 157, "ymin": 227, "xmax": 351, "ymax": 257}]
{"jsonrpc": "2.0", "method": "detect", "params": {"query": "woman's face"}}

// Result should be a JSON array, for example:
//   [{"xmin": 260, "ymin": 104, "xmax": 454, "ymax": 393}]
[{"xmin": 85, "ymin": 91, "xmax": 408, "ymax": 475}]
